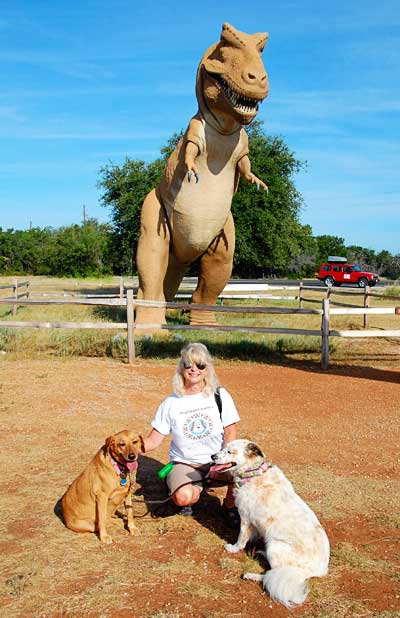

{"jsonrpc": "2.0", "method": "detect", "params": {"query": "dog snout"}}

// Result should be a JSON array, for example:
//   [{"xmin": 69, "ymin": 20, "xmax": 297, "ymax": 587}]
[
  {"xmin": 211, "ymin": 453, "xmax": 220, "ymax": 462},
  {"xmin": 128, "ymin": 452, "xmax": 137, "ymax": 461}
]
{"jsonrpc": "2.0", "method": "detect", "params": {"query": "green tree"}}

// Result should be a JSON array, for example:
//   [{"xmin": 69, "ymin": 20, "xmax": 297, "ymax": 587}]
[
  {"xmin": 98, "ymin": 135, "xmax": 180, "ymax": 274},
  {"xmin": 346, "ymin": 245, "xmax": 377, "ymax": 272},
  {"xmin": 315, "ymin": 235, "xmax": 347, "ymax": 263},
  {"xmin": 0, "ymin": 221, "xmax": 112, "ymax": 277},
  {"xmin": 46, "ymin": 220, "xmax": 112, "ymax": 277},
  {"xmin": 231, "ymin": 121, "xmax": 309, "ymax": 276}
]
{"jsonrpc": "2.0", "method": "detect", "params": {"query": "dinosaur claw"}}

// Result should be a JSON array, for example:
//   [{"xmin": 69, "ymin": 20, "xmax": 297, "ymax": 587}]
[
  {"xmin": 265, "ymin": 186, "xmax": 269, "ymax": 195},
  {"xmin": 194, "ymin": 172, "xmax": 200, "ymax": 184},
  {"xmin": 187, "ymin": 171, "xmax": 192, "ymax": 182},
  {"xmin": 256, "ymin": 183, "xmax": 260, "ymax": 191}
]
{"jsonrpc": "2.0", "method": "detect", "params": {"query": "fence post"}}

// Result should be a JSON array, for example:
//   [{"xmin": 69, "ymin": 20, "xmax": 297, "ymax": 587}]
[
  {"xmin": 321, "ymin": 298, "xmax": 330, "ymax": 369},
  {"xmin": 126, "ymin": 289, "xmax": 135, "ymax": 364},
  {"xmin": 298, "ymin": 282, "xmax": 303, "ymax": 308},
  {"xmin": 26, "ymin": 281, "xmax": 31, "ymax": 299},
  {"xmin": 12, "ymin": 279, "xmax": 18, "ymax": 316},
  {"xmin": 363, "ymin": 285, "xmax": 370, "ymax": 328},
  {"xmin": 119, "ymin": 277, "xmax": 124, "ymax": 299}
]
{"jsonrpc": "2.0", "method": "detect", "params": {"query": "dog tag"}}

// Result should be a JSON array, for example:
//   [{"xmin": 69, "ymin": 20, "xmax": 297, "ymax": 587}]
[{"xmin": 120, "ymin": 477, "xmax": 127, "ymax": 486}]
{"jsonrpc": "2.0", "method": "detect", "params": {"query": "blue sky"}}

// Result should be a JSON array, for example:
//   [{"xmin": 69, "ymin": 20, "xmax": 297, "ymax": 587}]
[{"xmin": 1, "ymin": 1, "xmax": 399, "ymax": 254}]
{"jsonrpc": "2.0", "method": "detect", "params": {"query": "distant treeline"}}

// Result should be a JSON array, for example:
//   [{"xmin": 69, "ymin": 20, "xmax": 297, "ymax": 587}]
[
  {"xmin": 0, "ymin": 220, "xmax": 113, "ymax": 278},
  {"xmin": 1, "ymin": 223, "xmax": 398, "ymax": 280},
  {"xmin": 1, "ymin": 121, "xmax": 399, "ymax": 280}
]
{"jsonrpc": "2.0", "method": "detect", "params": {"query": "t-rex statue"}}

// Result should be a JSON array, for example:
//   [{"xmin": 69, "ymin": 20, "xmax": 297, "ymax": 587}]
[{"xmin": 135, "ymin": 22, "xmax": 269, "ymax": 327}]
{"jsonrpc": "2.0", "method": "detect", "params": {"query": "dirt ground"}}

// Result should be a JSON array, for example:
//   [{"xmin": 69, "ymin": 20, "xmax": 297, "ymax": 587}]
[{"xmin": 0, "ymin": 356, "xmax": 399, "ymax": 618}]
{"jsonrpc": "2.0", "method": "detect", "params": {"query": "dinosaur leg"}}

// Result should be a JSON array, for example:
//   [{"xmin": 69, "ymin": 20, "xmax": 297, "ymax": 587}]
[
  {"xmin": 190, "ymin": 212, "xmax": 235, "ymax": 325},
  {"xmin": 163, "ymin": 253, "xmax": 188, "ymax": 301},
  {"xmin": 136, "ymin": 189, "xmax": 170, "ymax": 327}
]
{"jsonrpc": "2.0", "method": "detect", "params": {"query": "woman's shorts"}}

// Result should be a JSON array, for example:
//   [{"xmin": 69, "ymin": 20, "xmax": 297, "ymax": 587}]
[{"xmin": 166, "ymin": 461, "xmax": 230, "ymax": 495}]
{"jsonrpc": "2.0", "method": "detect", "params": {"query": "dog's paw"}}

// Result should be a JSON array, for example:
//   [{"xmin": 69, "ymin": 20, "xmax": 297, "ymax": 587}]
[
  {"xmin": 224, "ymin": 543, "xmax": 241, "ymax": 553},
  {"xmin": 100, "ymin": 534, "xmax": 113, "ymax": 544},
  {"xmin": 128, "ymin": 526, "xmax": 141, "ymax": 536},
  {"xmin": 242, "ymin": 572, "xmax": 263, "ymax": 582}
]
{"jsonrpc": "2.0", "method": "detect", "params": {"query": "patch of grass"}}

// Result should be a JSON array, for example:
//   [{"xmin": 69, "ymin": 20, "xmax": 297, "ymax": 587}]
[
  {"xmin": 286, "ymin": 465, "xmax": 400, "ymax": 522},
  {"xmin": 147, "ymin": 558, "xmax": 198, "ymax": 576},
  {"xmin": 331, "ymin": 541, "xmax": 396, "ymax": 573},
  {"xmin": 177, "ymin": 579, "xmax": 227, "ymax": 599},
  {"xmin": 193, "ymin": 528, "xmax": 225, "ymax": 550},
  {"xmin": 303, "ymin": 595, "xmax": 383, "ymax": 618},
  {"xmin": 384, "ymin": 285, "xmax": 400, "ymax": 296},
  {"xmin": 144, "ymin": 609, "xmax": 180, "ymax": 618}
]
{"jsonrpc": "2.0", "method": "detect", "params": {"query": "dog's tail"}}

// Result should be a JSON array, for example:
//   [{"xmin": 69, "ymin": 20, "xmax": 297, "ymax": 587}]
[
  {"xmin": 265, "ymin": 566, "xmax": 311, "ymax": 607},
  {"xmin": 244, "ymin": 566, "xmax": 310, "ymax": 608}
]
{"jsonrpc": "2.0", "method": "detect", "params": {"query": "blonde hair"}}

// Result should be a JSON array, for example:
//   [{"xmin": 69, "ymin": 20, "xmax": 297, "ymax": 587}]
[{"xmin": 172, "ymin": 342, "xmax": 219, "ymax": 397}]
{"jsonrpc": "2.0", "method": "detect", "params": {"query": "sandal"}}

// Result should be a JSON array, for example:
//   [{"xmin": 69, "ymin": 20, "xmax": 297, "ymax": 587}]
[{"xmin": 222, "ymin": 501, "xmax": 241, "ymax": 529}]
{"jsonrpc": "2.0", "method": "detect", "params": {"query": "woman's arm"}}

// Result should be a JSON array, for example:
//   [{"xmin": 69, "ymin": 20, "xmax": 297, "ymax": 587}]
[
  {"xmin": 142, "ymin": 428, "xmax": 165, "ymax": 453},
  {"xmin": 223, "ymin": 422, "xmax": 237, "ymax": 447}
]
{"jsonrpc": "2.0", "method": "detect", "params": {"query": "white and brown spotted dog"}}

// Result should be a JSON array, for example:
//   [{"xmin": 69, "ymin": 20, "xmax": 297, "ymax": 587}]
[{"xmin": 211, "ymin": 439, "xmax": 330, "ymax": 607}]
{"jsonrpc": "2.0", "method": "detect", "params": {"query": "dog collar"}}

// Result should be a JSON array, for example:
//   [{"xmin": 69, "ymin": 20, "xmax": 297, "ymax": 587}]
[
  {"xmin": 109, "ymin": 454, "xmax": 138, "ymax": 486},
  {"xmin": 235, "ymin": 462, "xmax": 271, "ymax": 487}
]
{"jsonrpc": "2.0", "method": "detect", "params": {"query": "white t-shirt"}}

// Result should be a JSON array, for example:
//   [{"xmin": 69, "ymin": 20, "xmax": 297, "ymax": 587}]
[{"xmin": 151, "ymin": 388, "xmax": 240, "ymax": 464}]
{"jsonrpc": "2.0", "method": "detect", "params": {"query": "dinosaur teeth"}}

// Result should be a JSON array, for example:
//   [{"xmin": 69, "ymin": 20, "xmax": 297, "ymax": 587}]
[{"xmin": 218, "ymin": 77, "xmax": 259, "ymax": 113}]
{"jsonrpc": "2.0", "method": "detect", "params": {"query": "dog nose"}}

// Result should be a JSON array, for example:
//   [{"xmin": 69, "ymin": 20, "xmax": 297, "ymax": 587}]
[
  {"xmin": 211, "ymin": 453, "xmax": 218, "ymax": 461},
  {"xmin": 128, "ymin": 453, "xmax": 137, "ymax": 461}
]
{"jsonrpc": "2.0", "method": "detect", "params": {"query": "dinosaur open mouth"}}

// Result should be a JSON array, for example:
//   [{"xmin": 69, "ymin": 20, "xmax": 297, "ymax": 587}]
[{"xmin": 209, "ymin": 72, "xmax": 262, "ymax": 114}]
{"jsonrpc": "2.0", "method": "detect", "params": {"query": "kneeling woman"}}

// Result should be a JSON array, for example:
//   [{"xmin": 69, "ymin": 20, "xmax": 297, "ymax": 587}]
[{"xmin": 142, "ymin": 342, "xmax": 240, "ymax": 524}]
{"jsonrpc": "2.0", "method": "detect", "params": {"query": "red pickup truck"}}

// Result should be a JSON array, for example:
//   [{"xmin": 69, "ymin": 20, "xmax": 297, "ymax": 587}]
[{"xmin": 317, "ymin": 257, "xmax": 379, "ymax": 288}]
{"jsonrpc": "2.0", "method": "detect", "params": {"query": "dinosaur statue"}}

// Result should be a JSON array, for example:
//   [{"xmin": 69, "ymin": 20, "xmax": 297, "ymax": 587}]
[{"xmin": 135, "ymin": 22, "xmax": 269, "ymax": 327}]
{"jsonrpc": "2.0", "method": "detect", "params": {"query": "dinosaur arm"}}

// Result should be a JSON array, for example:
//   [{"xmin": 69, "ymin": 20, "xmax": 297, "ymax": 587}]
[
  {"xmin": 237, "ymin": 155, "xmax": 268, "ymax": 193},
  {"xmin": 184, "ymin": 141, "xmax": 200, "ymax": 180},
  {"xmin": 184, "ymin": 117, "xmax": 204, "ymax": 183}
]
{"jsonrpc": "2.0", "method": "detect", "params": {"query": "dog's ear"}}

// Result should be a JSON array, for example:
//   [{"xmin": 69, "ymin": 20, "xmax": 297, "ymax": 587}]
[
  {"xmin": 104, "ymin": 435, "xmax": 114, "ymax": 453},
  {"xmin": 246, "ymin": 442, "xmax": 264, "ymax": 459}
]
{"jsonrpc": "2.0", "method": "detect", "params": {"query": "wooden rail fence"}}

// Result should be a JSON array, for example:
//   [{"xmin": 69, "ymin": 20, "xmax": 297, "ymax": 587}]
[
  {"xmin": 1, "ymin": 283, "xmax": 399, "ymax": 369},
  {"xmin": 0, "ymin": 280, "xmax": 30, "ymax": 316}
]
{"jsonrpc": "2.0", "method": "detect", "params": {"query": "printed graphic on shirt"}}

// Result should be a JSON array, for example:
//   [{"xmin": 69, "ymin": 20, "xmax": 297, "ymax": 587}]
[{"xmin": 183, "ymin": 412, "xmax": 214, "ymax": 441}]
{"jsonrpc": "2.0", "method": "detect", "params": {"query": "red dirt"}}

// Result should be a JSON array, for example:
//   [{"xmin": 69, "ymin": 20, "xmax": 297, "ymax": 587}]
[{"xmin": 0, "ymin": 356, "xmax": 399, "ymax": 618}]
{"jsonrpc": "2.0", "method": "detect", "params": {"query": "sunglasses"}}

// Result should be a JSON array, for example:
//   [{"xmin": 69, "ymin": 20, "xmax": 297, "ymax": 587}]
[{"xmin": 182, "ymin": 361, "xmax": 207, "ymax": 370}]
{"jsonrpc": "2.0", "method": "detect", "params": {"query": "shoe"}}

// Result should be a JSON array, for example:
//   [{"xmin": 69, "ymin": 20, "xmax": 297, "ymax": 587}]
[
  {"xmin": 222, "ymin": 502, "xmax": 240, "ymax": 529},
  {"xmin": 178, "ymin": 505, "xmax": 194, "ymax": 517}
]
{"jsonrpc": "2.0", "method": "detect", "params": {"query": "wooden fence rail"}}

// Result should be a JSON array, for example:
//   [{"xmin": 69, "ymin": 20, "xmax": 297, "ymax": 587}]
[
  {"xmin": 0, "ymin": 280, "xmax": 30, "ymax": 316},
  {"xmin": 1, "ymin": 288, "xmax": 400, "ymax": 368}
]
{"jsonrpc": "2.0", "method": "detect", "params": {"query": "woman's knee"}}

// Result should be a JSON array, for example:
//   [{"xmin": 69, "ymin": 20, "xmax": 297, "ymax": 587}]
[{"xmin": 173, "ymin": 484, "xmax": 201, "ymax": 506}]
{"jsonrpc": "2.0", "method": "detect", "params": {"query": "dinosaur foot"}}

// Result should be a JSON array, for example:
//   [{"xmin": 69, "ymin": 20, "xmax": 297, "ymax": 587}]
[
  {"xmin": 189, "ymin": 310, "xmax": 218, "ymax": 326},
  {"xmin": 135, "ymin": 326, "xmax": 171, "ymax": 339}
]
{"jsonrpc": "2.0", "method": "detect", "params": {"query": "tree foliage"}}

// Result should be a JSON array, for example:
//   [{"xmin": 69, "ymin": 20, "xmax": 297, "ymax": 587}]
[
  {"xmin": 0, "ymin": 220, "xmax": 112, "ymax": 277},
  {"xmin": 98, "ymin": 135, "xmax": 181, "ymax": 274},
  {"xmin": 232, "ymin": 121, "xmax": 316, "ymax": 276}
]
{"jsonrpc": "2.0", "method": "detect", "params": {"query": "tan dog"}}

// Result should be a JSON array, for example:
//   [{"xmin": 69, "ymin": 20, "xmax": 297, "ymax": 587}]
[{"xmin": 61, "ymin": 430, "xmax": 144, "ymax": 544}]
